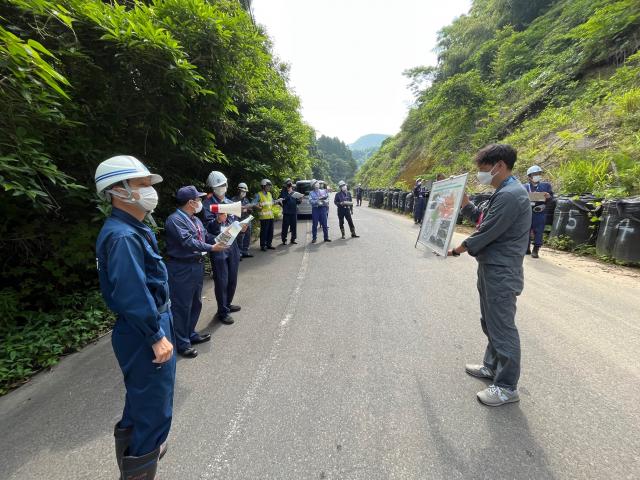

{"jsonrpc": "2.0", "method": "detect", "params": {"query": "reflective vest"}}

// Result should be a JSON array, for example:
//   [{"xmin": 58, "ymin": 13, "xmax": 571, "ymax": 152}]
[{"xmin": 257, "ymin": 191, "xmax": 274, "ymax": 220}]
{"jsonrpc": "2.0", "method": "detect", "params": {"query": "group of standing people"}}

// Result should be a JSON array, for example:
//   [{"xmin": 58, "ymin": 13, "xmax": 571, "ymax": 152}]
[
  {"xmin": 308, "ymin": 179, "xmax": 361, "ymax": 242},
  {"xmin": 94, "ymin": 155, "xmax": 362, "ymax": 479}
]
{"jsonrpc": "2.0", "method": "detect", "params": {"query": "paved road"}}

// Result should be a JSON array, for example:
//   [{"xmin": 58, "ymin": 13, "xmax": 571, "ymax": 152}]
[{"xmin": 1, "ymin": 202, "xmax": 639, "ymax": 480}]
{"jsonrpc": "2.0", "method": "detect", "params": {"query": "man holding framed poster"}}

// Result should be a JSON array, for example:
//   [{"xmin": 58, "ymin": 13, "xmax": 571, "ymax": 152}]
[{"xmin": 448, "ymin": 144, "xmax": 531, "ymax": 407}]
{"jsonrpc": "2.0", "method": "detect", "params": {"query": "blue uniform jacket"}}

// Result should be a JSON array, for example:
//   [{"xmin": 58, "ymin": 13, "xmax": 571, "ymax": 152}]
[
  {"xmin": 165, "ymin": 209, "xmax": 214, "ymax": 260},
  {"xmin": 309, "ymin": 189, "xmax": 329, "ymax": 208},
  {"xmin": 523, "ymin": 181, "xmax": 554, "ymax": 213},
  {"xmin": 202, "ymin": 194, "xmax": 240, "ymax": 258},
  {"xmin": 96, "ymin": 208, "xmax": 169, "ymax": 345},
  {"xmin": 279, "ymin": 190, "xmax": 301, "ymax": 215},
  {"xmin": 334, "ymin": 190, "xmax": 353, "ymax": 213}
]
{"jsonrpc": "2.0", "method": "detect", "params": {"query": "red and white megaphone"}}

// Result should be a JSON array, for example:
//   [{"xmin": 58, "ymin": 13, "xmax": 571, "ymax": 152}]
[{"xmin": 208, "ymin": 201, "xmax": 242, "ymax": 217}]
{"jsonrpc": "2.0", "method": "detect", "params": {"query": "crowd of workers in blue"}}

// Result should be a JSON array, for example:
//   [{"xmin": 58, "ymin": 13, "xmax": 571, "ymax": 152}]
[
  {"xmin": 94, "ymin": 155, "xmax": 362, "ymax": 479},
  {"xmin": 94, "ymin": 144, "xmax": 551, "ymax": 478}
]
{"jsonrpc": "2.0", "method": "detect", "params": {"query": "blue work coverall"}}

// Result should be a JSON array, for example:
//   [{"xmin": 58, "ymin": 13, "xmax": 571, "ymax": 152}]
[
  {"xmin": 460, "ymin": 177, "xmax": 531, "ymax": 390},
  {"xmin": 202, "ymin": 194, "xmax": 241, "ymax": 320},
  {"xmin": 309, "ymin": 189, "xmax": 330, "ymax": 241},
  {"xmin": 279, "ymin": 190, "xmax": 301, "ymax": 242},
  {"xmin": 96, "ymin": 208, "xmax": 176, "ymax": 457},
  {"xmin": 232, "ymin": 194, "xmax": 253, "ymax": 255},
  {"xmin": 165, "ymin": 209, "xmax": 215, "ymax": 352},
  {"xmin": 523, "ymin": 181, "xmax": 554, "ymax": 248}
]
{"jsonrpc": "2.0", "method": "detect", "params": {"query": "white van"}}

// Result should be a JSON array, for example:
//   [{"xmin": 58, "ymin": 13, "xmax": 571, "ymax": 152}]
[{"xmin": 296, "ymin": 180, "xmax": 313, "ymax": 217}]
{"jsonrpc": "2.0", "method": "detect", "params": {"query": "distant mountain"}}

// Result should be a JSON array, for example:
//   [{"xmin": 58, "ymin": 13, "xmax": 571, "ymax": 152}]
[
  {"xmin": 349, "ymin": 134, "xmax": 391, "ymax": 166},
  {"xmin": 349, "ymin": 134, "xmax": 391, "ymax": 151}
]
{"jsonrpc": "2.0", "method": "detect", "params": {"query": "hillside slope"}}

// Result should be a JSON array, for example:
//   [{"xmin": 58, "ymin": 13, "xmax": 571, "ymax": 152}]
[{"xmin": 357, "ymin": 0, "xmax": 640, "ymax": 196}]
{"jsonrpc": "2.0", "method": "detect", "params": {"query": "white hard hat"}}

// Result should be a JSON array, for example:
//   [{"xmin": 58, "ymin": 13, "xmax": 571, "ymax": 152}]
[
  {"xmin": 207, "ymin": 171, "xmax": 227, "ymax": 188},
  {"xmin": 338, "ymin": 180, "xmax": 346, "ymax": 187},
  {"xmin": 260, "ymin": 178, "xmax": 272, "ymax": 186},
  {"xmin": 238, "ymin": 182, "xmax": 248, "ymax": 191},
  {"xmin": 527, "ymin": 165, "xmax": 543, "ymax": 176},
  {"xmin": 95, "ymin": 155, "xmax": 162, "ymax": 199},
  {"xmin": 310, "ymin": 179, "xmax": 318, "ymax": 187}
]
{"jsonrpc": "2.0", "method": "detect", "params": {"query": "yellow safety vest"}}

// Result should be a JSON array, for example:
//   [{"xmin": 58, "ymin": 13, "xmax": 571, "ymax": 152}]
[{"xmin": 257, "ymin": 191, "xmax": 274, "ymax": 220}]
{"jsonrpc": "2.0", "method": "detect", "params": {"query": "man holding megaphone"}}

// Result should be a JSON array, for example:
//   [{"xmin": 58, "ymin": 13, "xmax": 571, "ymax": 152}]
[{"xmin": 203, "ymin": 171, "xmax": 248, "ymax": 325}]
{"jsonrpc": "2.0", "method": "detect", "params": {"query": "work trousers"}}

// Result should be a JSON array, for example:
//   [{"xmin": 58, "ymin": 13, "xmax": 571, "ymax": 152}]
[
  {"xmin": 281, "ymin": 213, "xmax": 297, "ymax": 242},
  {"xmin": 259, "ymin": 219, "xmax": 274, "ymax": 248},
  {"xmin": 312, "ymin": 206, "xmax": 329, "ymax": 240},
  {"xmin": 167, "ymin": 260, "xmax": 204, "ymax": 352},
  {"xmin": 414, "ymin": 197, "xmax": 426, "ymax": 223},
  {"xmin": 210, "ymin": 245, "xmax": 239, "ymax": 318},
  {"xmin": 530, "ymin": 212, "xmax": 546, "ymax": 247},
  {"xmin": 477, "ymin": 263, "xmax": 523, "ymax": 390},
  {"xmin": 112, "ymin": 311, "xmax": 176, "ymax": 457},
  {"xmin": 337, "ymin": 208, "xmax": 355, "ymax": 232},
  {"xmin": 238, "ymin": 223, "xmax": 252, "ymax": 255}
]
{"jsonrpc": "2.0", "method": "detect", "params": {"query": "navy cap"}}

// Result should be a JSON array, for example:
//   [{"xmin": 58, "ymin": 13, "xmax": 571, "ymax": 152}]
[{"xmin": 176, "ymin": 185, "xmax": 206, "ymax": 203}]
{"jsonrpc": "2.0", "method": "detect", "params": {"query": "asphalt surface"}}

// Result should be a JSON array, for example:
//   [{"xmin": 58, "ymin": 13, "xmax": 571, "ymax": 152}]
[{"xmin": 1, "ymin": 201, "xmax": 639, "ymax": 480}]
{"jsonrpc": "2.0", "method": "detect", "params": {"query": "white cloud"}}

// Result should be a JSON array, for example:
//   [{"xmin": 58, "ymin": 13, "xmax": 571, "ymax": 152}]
[{"xmin": 252, "ymin": 0, "xmax": 472, "ymax": 144}]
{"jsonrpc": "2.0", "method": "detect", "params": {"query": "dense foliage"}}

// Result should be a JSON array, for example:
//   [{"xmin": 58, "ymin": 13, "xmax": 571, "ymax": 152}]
[
  {"xmin": 0, "ymin": 0, "xmax": 312, "ymax": 393},
  {"xmin": 309, "ymin": 135, "xmax": 358, "ymax": 184},
  {"xmin": 357, "ymin": 0, "xmax": 640, "ymax": 196}
]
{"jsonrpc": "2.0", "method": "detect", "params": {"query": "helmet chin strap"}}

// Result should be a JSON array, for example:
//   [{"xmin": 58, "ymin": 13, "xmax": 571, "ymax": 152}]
[{"xmin": 108, "ymin": 180, "xmax": 156, "ymax": 224}]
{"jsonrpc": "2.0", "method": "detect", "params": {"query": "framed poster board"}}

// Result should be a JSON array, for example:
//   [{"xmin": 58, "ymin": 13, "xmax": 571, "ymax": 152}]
[{"xmin": 416, "ymin": 173, "xmax": 469, "ymax": 257}]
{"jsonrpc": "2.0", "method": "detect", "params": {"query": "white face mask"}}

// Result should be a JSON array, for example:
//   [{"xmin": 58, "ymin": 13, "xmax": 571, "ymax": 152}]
[
  {"xmin": 239, "ymin": 191, "xmax": 246, "ymax": 199},
  {"xmin": 341, "ymin": 185, "xmax": 347, "ymax": 191},
  {"xmin": 531, "ymin": 175, "xmax": 542, "ymax": 183},
  {"xmin": 476, "ymin": 165, "xmax": 498, "ymax": 185},
  {"xmin": 213, "ymin": 186, "xmax": 227, "ymax": 197},
  {"xmin": 109, "ymin": 185, "xmax": 159, "ymax": 213},
  {"xmin": 193, "ymin": 200, "xmax": 203, "ymax": 214}
]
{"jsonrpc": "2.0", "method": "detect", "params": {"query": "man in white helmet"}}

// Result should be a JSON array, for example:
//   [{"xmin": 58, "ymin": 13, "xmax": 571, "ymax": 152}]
[
  {"xmin": 232, "ymin": 182, "xmax": 254, "ymax": 258},
  {"xmin": 252, "ymin": 179, "xmax": 276, "ymax": 251},
  {"xmin": 95, "ymin": 155, "xmax": 174, "ymax": 479},
  {"xmin": 523, "ymin": 165, "xmax": 554, "ymax": 258},
  {"xmin": 203, "ymin": 171, "xmax": 247, "ymax": 324}
]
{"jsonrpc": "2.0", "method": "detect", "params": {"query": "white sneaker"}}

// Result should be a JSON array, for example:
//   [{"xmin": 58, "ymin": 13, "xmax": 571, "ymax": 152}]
[
  {"xmin": 477, "ymin": 385, "xmax": 520, "ymax": 406},
  {"xmin": 465, "ymin": 364, "xmax": 495, "ymax": 379}
]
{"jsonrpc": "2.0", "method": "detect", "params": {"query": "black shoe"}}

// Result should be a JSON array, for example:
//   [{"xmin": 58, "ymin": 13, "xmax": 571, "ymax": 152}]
[
  {"xmin": 242, "ymin": 253, "xmax": 254, "ymax": 258},
  {"xmin": 261, "ymin": 247, "xmax": 267, "ymax": 251},
  {"xmin": 312, "ymin": 238, "xmax": 317, "ymax": 244},
  {"xmin": 217, "ymin": 315, "xmax": 235, "ymax": 325},
  {"xmin": 228, "ymin": 305, "xmax": 241, "ymax": 313},
  {"xmin": 267, "ymin": 245, "xmax": 276, "ymax": 250},
  {"xmin": 532, "ymin": 247, "xmax": 540, "ymax": 259},
  {"xmin": 291, "ymin": 240, "xmax": 297, "ymax": 244},
  {"xmin": 282, "ymin": 239, "xmax": 287, "ymax": 245},
  {"xmin": 179, "ymin": 347, "xmax": 198, "ymax": 358},
  {"xmin": 324, "ymin": 238, "xmax": 332, "ymax": 242},
  {"xmin": 190, "ymin": 333, "xmax": 211, "ymax": 345},
  {"xmin": 121, "ymin": 446, "xmax": 160, "ymax": 480},
  {"xmin": 351, "ymin": 233, "xmax": 360, "ymax": 238}
]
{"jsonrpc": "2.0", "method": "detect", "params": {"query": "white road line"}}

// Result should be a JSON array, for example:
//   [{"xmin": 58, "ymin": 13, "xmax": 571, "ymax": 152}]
[{"xmin": 200, "ymin": 231, "xmax": 311, "ymax": 479}]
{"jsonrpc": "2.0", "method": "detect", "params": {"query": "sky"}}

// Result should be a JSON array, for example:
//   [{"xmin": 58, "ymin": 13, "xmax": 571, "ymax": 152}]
[{"xmin": 251, "ymin": 0, "xmax": 472, "ymax": 145}]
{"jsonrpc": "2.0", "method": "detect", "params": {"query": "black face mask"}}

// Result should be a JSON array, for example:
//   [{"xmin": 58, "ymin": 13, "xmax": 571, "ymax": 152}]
[{"xmin": 286, "ymin": 184, "xmax": 292, "ymax": 188}]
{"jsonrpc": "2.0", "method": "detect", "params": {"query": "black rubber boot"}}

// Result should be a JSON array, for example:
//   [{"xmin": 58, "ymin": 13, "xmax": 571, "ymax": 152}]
[
  {"xmin": 532, "ymin": 246, "xmax": 540, "ymax": 258},
  {"xmin": 340, "ymin": 227, "xmax": 345, "ymax": 239},
  {"xmin": 350, "ymin": 228, "xmax": 359, "ymax": 238},
  {"xmin": 114, "ymin": 424, "xmax": 133, "ymax": 477},
  {"xmin": 121, "ymin": 446, "xmax": 160, "ymax": 480}
]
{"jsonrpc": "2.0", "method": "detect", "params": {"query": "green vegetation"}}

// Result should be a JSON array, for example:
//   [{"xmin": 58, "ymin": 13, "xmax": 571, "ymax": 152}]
[
  {"xmin": 309, "ymin": 135, "xmax": 358, "ymax": 184},
  {"xmin": 349, "ymin": 134, "xmax": 391, "ymax": 166},
  {"xmin": 0, "ymin": 0, "xmax": 312, "ymax": 393},
  {"xmin": 357, "ymin": 0, "xmax": 640, "ymax": 197}
]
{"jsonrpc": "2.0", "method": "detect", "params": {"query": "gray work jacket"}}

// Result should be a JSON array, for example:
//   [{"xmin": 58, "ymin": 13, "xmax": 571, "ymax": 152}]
[{"xmin": 461, "ymin": 177, "xmax": 532, "ymax": 267}]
